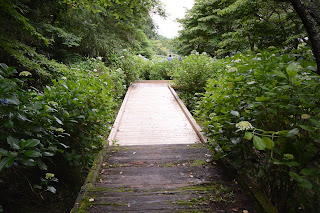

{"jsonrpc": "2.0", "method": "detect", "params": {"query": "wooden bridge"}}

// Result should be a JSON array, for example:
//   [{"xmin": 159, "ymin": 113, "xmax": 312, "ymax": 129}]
[
  {"xmin": 112, "ymin": 81, "xmax": 205, "ymax": 146},
  {"xmin": 71, "ymin": 81, "xmax": 255, "ymax": 213}
]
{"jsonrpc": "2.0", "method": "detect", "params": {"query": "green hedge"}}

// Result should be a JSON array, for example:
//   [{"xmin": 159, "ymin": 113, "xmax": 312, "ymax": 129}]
[
  {"xmin": 195, "ymin": 49, "xmax": 320, "ymax": 212},
  {"xmin": 0, "ymin": 57, "xmax": 126, "ymax": 210}
]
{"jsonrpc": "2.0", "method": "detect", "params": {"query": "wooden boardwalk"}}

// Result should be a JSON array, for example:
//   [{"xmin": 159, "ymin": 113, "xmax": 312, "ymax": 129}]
[
  {"xmin": 71, "ymin": 81, "xmax": 255, "ymax": 213},
  {"xmin": 114, "ymin": 81, "xmax": 201, "ymax": 146}
]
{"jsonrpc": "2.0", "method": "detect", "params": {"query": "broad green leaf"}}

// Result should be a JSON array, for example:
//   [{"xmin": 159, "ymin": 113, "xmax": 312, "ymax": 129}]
[
  {"xmin": 289, "ymin": 172, "xmax": 312, "ymax": 189},
  {"xmin": 279, "ymin": 95, "xmax": 290, "ymax": 100},
  {"xmin": 231, "ymin": 137, "xmax": 241, "ymax": 144},
  {"xmin": 20, "ymin": 139, "xmax": 40, "ymax": 148},
  {"xmin": 36, "ymin": 160, "xmax": 48, "ymax": 170},
  {"xmin": 300, "ymin": 168, "xmax": 315, "ymax": 176},
  {"xmin": 18, "ymin": 113, "xmax": 31, "ymax": 122},
  {"xmin": 76, "ymin": 115, "xmax": 85, "ymax": 119},
  {"xmin": 310, "ymin": 118, "xmax": 320, "ymax": 127},
  {"xmin": 21, "ymin": 158, "xmax": 36, "ymax": 167},
  {"xmin": 6, "ymin": 97, "xmax": 20, "ymax": 105},
  {"xmin": 286, "ymin": 161, "xmax": 300, "ymax": 167},
  {"xmin": 292, "ymin": 79, "xmax": 301, "ymax": 86},
  {"xmin": 286, "ymin": 63, "xmax": 298, "ymax": 77},
  {"xmin": 253, "ymin": 136, "xmax": 266, "ymax": 150},
  {"xmin": 244, "ymin": 132, "xmax": 253, "ymax": 140},
  {"xmin": 47, "ymin": 186, "xmax": 56, "ymax": 193},
  {"xmin": 272, "ymin": 160, "xmax": 284, "ymax": 165},
  {"xmin": 230, "ymin": 110, "xmax": 239, "ymax": 117},
  {"xmin": 43, "ymin": 152, "xmax": 54, "ymax": 157},
  {"xmin": 33, "ymin": 185, "xmax": 42, "ymax": 190},
  {"xmin": 0, "ymin": 148, "xmax": 8, "ymax": 156},
  {"xmin": 274, "ymin": 71, "xmax": 287, "ymax": 79},
  {"xmin": 276, "ymin": 130, "xmax": 290, "ymax": 135},
  {"xmin": 262, "ymin": 137, "xmax": 274, "ymax": 149},
  {"xmin": 285, "ymin": 128, "xmax": 299, "ymax": 137},
  {"xmin": 24, "ymin": 150, "xmax": 42, "ymax": 157},
  {"xmin": 0, "ymin": 156, "xmax": 15, "ymax": 171},
  {"xmin": 289, "ymin": 172, "xmax": 303, "ymax": 182},
  {"xmin": 7, "ymin": 136, "xmax": 20, "ymax": 150},
  {"xmin": 299, "ymin": 125, "xmax": 314, "ymax": 131},
  {"xmin": 299, "ymin": 180, "xmax": 312, "ymax": 189},
  {"xmin": 255, "ymin": 96, "xmax": 269, "ymax": 101},
  {"xmin": 54, "ymin": 116, "xmax": 63, "ymax": 125},
  {"xmin": 307, "ymin": 65, "xmax": 317, "ymax": 71}
]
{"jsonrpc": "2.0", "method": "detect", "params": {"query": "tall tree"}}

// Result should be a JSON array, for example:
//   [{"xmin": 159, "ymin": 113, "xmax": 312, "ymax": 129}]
[
  {"xmin": 286, "ymin": 0, "xmax": 320, "ymax": 74},
  {"xmin": 177, "ymin": 0, "xmax": 306, "ymax": 57},
  {"xmin": 0, "ymin": 0, "xmax": 164, "ymax": 77}
]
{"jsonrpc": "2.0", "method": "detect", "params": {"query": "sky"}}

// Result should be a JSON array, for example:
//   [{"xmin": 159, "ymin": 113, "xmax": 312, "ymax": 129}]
[{"xmin": 152, "ymin": 0, "xmax": 194, "ymax": 39}]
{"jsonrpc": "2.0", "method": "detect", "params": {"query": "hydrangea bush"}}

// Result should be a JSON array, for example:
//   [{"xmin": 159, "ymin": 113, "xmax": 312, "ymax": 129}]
[
  {"xmin": 196, "ymin": 49, "xmax": 320, "ymax": 211},
  {"xmin": 0, "ymin": 58, "xmax": 126, "ymax": 208}
]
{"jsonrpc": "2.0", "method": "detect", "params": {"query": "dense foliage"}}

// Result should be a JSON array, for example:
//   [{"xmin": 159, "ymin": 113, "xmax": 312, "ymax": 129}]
[
  {"xmin": 1, "ymin": 0, "xmax": 320, "ymax": 212},
  {"xmin": 176, "ymin": 0, "xmax": 320, "ymax": 74},
  {"xmin": 167, "ymin": 49, "xmax": 320, "ymax": 212},
  {"xmin": 0, "ymin": 57, "xmax": 129, "ymax": 211},
  {"xmin": 0, "ymin": 0, "xmax": 166, "ymax": 211},
  {"xmin": 177, "ymin": 0, "xmax": 305, "ymax": 56},
  {"xmin": 172, "ymin": 53, "xmax": 214, "ymax": 93},
  {"xmin": 174, "ymin": 2, "xmax": 320, "ymax": 211},
  {"xmin": 196, "ymin": 49, "xmax": 320, "ymax": 212},
  {"xmin": 0, "ymin": 0, "xmax": 165, "ymax": 77}
]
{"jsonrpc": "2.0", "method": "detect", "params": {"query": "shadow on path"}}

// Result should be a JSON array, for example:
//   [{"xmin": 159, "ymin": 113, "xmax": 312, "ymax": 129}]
[{"xmin": 85, "ymin": 144, "xmax": 256, "ymax": 213}]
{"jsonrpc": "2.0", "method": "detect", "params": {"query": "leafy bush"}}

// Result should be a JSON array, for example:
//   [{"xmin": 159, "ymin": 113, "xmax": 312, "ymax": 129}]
[
  {"xmin": 171, "ymin": 52, "xmax": 224, "ymax": 112},
  {"xmin": 196, "ymin": 49, "xmax": 320, "ymax": 212},
  {"xmin": 148, "ymin": 57, "xmax": 177, "ymax": 80},
  {"xmin": 0, "ymin": 39, "xmax": 70, "ymax": 81},
  {"xmin": 110, "ymin": 51, "xmax": 148, "ymax": 86},
  {"xmin": 71, "ymin": 57, "xmax": 126, "ymax": 100},
  {"xmin": 0, "ymin": 59, "xmax": 123, "ymax": 210},
  {"xmin": 172, "ymin": 52, "xmax": 215, "ymax": 94},
  {"xmin": 0, "ymin": 64, "xmax": 61, "ymax": 174}
]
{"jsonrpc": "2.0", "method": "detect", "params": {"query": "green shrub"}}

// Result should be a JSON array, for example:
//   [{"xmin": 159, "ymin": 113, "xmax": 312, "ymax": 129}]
[
  {"xmin": 172, "ymin": 52, "xmax": 215, "ymax": 93},
  {"xmin": 0, "ymin": 64, "xmax": 65, "ymax": 194},
  {"xmin": 148, "ymin": 57, "xmax": 177, "ymax": 80},
  {"xmin": 110, "ymin": 51, "xmax": 148, "ymax": 86},
  {"xmin": 43, "ymin": 71, "xmax": 115, "ymax": 169},
  {"xmin": 71, "ymin": 57, "xmax": 126, "ymax": 100},
  {"xmin": 0, "ymin": 60, "xmax": 122, "ymax": 209},
  {"xmin": 196, "ymin": 49, "xmax": 320, "ymax": 211}
]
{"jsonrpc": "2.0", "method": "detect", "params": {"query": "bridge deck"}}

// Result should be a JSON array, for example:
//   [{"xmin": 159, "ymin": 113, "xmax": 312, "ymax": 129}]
[
  {"xmin": 114, "ymin": 82, "xmax": 200, "ymax": 146},
  {"xmin": 72, "ymin": 81, "xmax": 255, "ymax": 213}
]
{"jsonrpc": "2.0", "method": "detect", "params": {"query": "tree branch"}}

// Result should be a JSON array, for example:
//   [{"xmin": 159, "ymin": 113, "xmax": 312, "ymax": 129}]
[{"xmin": 289, "ymin": 0, "xmax": 320, "ymax": 74}]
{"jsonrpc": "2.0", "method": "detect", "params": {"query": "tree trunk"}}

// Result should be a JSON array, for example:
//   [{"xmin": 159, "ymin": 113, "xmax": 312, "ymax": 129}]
[
  {"xmin": 248, "ymin": 34, "xmax": 255, "ymax": 51},
  {"xmin": 289, "ymin": 0, "xmax": 320, "ymax": 74}
]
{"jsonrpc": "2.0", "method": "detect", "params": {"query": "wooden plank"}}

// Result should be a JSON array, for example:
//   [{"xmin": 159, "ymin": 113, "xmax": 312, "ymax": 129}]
[
  {"xmin": 168, "ymin": 86, "xmax": 208, "ymax": 143},
  {"xmin": 134, "ymin": 80, "xmax": 172, "ymax": 84},
  {"xmin": 107, "ymin": 84, "xmax": 134, "ymax": 145},
  {"xmin": 115, "ymin": 81, "xmax": 201, "ymax": 146}
]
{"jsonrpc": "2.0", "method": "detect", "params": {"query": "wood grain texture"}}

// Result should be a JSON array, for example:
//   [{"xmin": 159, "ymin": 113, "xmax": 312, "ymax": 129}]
[
  {"xmin": 114, "ymin": 81, "xmax": 201, "ymax": 146},
  {"xmin": 168, "ymin": 86, "xmax": 208, "ymax": 143}
]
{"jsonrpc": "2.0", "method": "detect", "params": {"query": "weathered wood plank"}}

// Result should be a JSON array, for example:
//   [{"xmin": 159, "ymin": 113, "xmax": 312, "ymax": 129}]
[{"xmin": 114, "ymin": 81, "xmax": 201, "ymax": 146}]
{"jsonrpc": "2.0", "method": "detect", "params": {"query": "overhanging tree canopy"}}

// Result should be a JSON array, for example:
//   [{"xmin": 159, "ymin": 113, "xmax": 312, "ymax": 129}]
[{"xmin": 177, "ymin": 0, "xmax": 320, "ymax": 74}]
